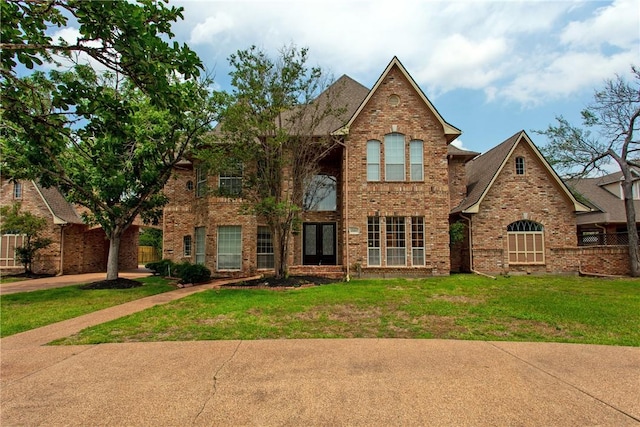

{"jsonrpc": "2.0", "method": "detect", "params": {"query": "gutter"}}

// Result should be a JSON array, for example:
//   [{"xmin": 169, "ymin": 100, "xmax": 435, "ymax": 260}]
[{"xmin": 459, "ymin": 213, "xmax": 496, "ymax": 280}]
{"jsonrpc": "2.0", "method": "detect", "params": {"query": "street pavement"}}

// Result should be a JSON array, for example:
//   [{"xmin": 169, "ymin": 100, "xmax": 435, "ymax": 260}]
[{"xmin": 1, "ymin": 273, "xmax": 639, "ymax": 426}]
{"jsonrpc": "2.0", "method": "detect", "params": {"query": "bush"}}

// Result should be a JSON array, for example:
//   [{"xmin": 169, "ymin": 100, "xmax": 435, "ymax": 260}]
[
  {"xmin": 145, "ymin": 259, "xmax": 175, "ymax": 276},
  {"xmin": 177, "ymin": 263, "xmax": 211, "ymax": 284}
]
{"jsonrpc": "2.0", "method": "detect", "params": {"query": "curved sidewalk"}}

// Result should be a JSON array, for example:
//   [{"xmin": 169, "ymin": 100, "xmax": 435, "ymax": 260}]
[{"xmin": 1, "ymin": 278, "xmax": 639, "ymax": 426}]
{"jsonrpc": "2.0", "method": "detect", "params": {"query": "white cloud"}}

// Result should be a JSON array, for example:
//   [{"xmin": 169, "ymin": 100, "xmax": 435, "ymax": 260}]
[
  {"xmin": 189, "ymin": 12, "xmax": 234, "ymax": 45},
  {"xmin": 561, "ymin": 0, "xmax": 640, "ymax": 48},
  {"xmin": 174, "ymin": 0, "xmax": 639, "ymax": 107}
]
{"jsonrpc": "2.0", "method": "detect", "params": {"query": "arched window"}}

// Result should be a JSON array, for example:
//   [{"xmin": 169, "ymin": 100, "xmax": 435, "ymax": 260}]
[
  {"xmin": 385, "ymin": 133, "xmax": 405, "ymax": 181},
  {"xmin": 507, "ymin": 220, "xmax": 544, "ymax": 264}
]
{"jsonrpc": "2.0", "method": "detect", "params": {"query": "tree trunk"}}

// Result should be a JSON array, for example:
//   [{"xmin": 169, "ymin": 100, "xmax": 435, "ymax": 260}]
[
  {"xmin": 106, "ymin": 230, "xmax": 121, "ymax": 281},
  {"xmin": 620, "ymin": 168, "xmax": 640, "ymax": 276},
  {"xmin": 274, "ymin": 226, "xmax": 289, "ymax": 279}
]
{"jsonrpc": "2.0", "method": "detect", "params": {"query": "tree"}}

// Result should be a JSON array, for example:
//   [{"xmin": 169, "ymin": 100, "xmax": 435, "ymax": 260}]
[
  {"xmin": 200, "ymin": 46, "xmax": 347, "ymax": 278},
  {"xmin": 1, "ymin": 1, "xmax": 215, "ymax": 281},
  {"xmin": 0, "ymin": 203, "xmax": 52, "ymax": 275},
  {"xmin": 537, "ymin": 66, "xmax": 640, "ymax": 276}
]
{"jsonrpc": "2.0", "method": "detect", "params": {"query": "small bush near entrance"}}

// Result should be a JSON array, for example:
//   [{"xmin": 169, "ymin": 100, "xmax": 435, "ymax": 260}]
[{"xmin": 145, "ymin": 259, "xmax": 211, "ymax": 284}]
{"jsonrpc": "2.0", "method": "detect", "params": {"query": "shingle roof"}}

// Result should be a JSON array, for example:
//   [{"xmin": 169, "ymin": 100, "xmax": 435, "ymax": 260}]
[
  {"xmin": 452, "ymin": 132, "xmax": 521, "ymax": 213},
  {"xmin": 33, "ymin": 182, "xmax": 84, "ymax": 224},
  {"xmin": 452, "ymin": 131, "xmax": 589, "ymax": 214},
  {"xmin": 309, "ymin": 74, "xmax": 370, "ymax": 135},
  {"xmin": 567, "ymin": 174, "xmax": 640, "ymax": 225},
  {"xmin": 447, "ymin": 145, "xmax": 480, "ymax": 161}
]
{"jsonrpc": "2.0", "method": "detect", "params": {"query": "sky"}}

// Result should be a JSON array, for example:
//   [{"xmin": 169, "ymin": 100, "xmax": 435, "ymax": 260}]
[{"xmin": 163, "ymin": 0, "xmax": 639, "ymax": 155}]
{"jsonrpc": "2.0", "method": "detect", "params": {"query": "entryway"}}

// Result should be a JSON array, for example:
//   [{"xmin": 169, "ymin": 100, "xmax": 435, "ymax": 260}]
[{"xmin": 303, "ymin": 223, "xmax": 336, "ymax": 265}]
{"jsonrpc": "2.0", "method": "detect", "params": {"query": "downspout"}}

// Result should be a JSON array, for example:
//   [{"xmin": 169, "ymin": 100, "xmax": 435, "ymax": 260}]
[
  {"xmin": 460, "ymin": 213, "xmax": 496, "ymax": 280},
  {"xmin": 336, "ymin": 139, "xmax": 350, "ymax": 281}
]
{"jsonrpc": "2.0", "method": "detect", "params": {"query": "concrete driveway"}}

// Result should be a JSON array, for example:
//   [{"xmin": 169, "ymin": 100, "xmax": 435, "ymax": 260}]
[{"xmin": 1, "ymin": 275, "xmax": 639, "ymax": 426}]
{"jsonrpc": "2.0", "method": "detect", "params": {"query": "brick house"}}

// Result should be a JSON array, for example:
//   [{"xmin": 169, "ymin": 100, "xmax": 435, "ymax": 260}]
[
  {"xmin": 161, "ymin": 57, "xmax": 622, "ymax": 277},
  {"xmin": 0, "ymin": 177, "xmax": 139, "ymax": 275},
  {"xmin": 450, "ymin": 131, "xmax": 590, "ymax": 275}
]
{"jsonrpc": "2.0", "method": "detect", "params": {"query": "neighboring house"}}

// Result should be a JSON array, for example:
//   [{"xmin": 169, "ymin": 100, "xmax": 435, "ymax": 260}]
[
  {"xmin": 0, "ymin": 177, "xmax": 139, "ymax": 275},
  {"xmin": 568, "ymin": 171, "xmax": 640, "ymax": 245},
  {"xmin": 161, "ymin": 57, "xmax": 628, "ymax": 277}
]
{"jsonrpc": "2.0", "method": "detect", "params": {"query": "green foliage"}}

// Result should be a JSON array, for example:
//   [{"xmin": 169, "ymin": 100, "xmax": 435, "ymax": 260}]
[
  {"xmin": 449, "ymin": 221, "xmax": 466, "ymax": 245},
  {"xmin": 198, "ymin": 45, "xmax": 346, "ymax": 278},
  {"xmin": 0, "ymin": 203, "xmax": 52, "ymax": 274},
  {"xmin": 175, "ymin": 263, "xmax": 211, "ymax": 284},
  {"xmin": 145, "ymin": 259, "xmax": 175, "ymax": 276},
  {"xmin": 1, "ymin": 0, "xmax": 216, "ymax": 279},
  {"xmin": 139, "ymin": 228, "xmax": 163, "ymax": 258}
]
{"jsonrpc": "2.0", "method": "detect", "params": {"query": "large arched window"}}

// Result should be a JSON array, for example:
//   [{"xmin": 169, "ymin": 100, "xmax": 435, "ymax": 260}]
[{"xmin": 507, "ymin": 220, "xmax": 544, "ymax": 264}]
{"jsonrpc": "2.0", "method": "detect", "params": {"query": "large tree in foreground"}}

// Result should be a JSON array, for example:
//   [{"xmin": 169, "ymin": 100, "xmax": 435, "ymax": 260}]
[
  {"xmin": 537, "ymin": 66, "xmax": 640, "ymax": 276},
  {"xmin": 1, "ymin": 0, "xmax": 214, "ymax": 280},
  {"xmin": 200, "ymin": 46, "xmax": 346, "ymax": 278}
]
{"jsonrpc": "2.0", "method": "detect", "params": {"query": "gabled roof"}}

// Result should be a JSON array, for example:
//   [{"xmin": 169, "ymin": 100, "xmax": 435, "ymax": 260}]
[
  {"xmin": 310, "ymin": 74, "xmax": 370, "ymax": 135},
  {"xmin": 33, "ymin": 182, "xmax": 83, "ymax": 224},
  {"xmin": 452, "ymin": 131, "xmax": 590, "ymax": 214},
  {"xmin": 447, "ymin": 145, "xmax": 479, "ymax": 162},
  {"xmin": 568, "ymin": 171, "xmax": 640, "ymax": 225},
  {"xmin": 334, "ymin": 57, "xmax": 462, "ymax": 143}
]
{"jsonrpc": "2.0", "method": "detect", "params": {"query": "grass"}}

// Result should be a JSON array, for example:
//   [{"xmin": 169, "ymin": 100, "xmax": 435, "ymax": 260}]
[
  {"xmin": 0, "ymin": 276, "xmax": 175, "ymax": 337},
  {"xmin": 52, "ymin": 275, "xmax": 640, "ymax": 346}
]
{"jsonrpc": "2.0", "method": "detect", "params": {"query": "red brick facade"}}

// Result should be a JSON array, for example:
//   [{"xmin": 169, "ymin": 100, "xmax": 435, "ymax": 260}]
[
  {"xmin": 161, "ymin": 58, "xmax": 633, "ymax": 278},
  {"xmin": 1, "ymin": 178, "xmax": 138, "ymax": 276}
]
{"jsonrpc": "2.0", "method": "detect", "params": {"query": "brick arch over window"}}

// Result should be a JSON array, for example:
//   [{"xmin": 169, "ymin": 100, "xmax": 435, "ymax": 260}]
[{"xmin": 507, "ymin": 220, "xmax": 545, "ymax": 264}]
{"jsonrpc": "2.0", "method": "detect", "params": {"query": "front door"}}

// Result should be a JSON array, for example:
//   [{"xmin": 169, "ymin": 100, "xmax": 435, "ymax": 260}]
[{"xmin": 303, "ymin": 223, "xmax": 336, "ymax": 265}]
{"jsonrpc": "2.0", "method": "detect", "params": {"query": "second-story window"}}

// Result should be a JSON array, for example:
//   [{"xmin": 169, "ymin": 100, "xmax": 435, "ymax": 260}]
[
  {"xmin": 385, "ymin": 133, "xmax": 405, "ymax": 181},
  {"xmin": 219, "ymin": 162, "xmax": 242, "ymax": 196},
  {"xmin": 304, "ymin": 175, "xmax": 337, "ymax": 211},
  {"xmin": 13, "ymin": 181, "xmax": 22, "ymax": 199},
  {"xmin": 196, "ymin": 167, "xmax": 207, "ymax": 197},
  {"xmin": 367, "ymin": 140, "xmax": 381, "ymax": 181},
  {"xmin": 515, "ymin": 157, "xmax": 525, "ymax": 175},
  {"xmin": 410, "ymin": 140, "xmax": 423, "ymax": 181}
]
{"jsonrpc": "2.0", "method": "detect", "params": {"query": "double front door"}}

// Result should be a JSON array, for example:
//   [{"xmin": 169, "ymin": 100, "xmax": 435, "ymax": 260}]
[{"xmin": 303, "ymin": 222, "xmax": 336, "ymax": 265}]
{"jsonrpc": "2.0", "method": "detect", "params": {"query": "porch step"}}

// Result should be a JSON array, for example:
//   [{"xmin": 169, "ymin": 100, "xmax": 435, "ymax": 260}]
[{"xmin": 288, "ymin": 265, "xmax": 346, "ymax": 280}]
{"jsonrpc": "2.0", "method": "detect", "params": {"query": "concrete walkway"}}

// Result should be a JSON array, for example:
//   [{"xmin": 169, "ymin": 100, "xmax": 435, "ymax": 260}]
[{"xmin": 1, "ymin": 274, "xmax": 639, "ymax": 426}]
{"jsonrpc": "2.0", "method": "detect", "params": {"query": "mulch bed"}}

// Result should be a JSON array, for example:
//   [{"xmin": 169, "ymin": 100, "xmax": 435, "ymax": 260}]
[
  {"xmin": 79, "ymin": 278, "xmax": 144, "ymax": 290},
  {"xmin": 223, "ymin": 275, "xmax": 336, "ymax": 289}
]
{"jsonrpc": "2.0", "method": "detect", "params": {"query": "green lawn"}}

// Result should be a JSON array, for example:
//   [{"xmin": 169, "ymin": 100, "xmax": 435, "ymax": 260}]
[
  {"xmin": 0, "ymin": 277, "xmax": 175, "ymax": 337},
  {"xmin": 53, "ymin": 275, "xmax": 640, "ymax": 346}
]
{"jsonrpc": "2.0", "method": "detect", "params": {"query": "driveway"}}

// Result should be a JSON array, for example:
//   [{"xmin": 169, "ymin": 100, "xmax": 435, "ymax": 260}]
[{"xmin": 1, "ymin": 276, "xmax": 639, "ymax": 426}]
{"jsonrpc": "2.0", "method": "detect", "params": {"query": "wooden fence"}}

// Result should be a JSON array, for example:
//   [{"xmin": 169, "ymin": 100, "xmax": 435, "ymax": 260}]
[{"xmin": 138, "ymin": 246, "xmax": 160, "ymax": 265}]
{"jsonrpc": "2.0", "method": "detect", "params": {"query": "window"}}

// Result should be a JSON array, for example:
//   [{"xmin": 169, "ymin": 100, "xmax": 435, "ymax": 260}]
[
  {"xmin": 183, "ymin": 235, "xmax": 192, "ymax": 257},
  {"xmin": 386, "ymin": 216, "xmax": 406, "ymax": 266},
  {"xmin": 515, "ymin": 157, "xmax": 525, "ymax": 175},
  {"xmin": 411, "ymin": 217, "xmax": 425, "ymax": 265},
  {"xmin": 0, "ymin": 234, "xmax": 25, "ymax": 267},
  {"xmin": 410, "ymin": 140, "xmax": 423, "ymax": 181},
  {"xmin": 219, "ymin": 162, "xmax": 242, "ymax": 196},
  {"xmin": 367, "ymin": 217, "xmax": 381, "ymax": 266},
  {"xmin": 257, "ymin": 226, "xmax": 274, "ymax": 269},
  {"xmin": 194, "ymin": 227, "xmax": 206, "ymax": 265},
  {"xmin": 385, "ymin": 133, "xmax": 405, "ymax": 181},
  {"xmin": 507, "ymin": 220, "xmax": 544, "ymax": 264},
  {"xmin": 304, "ymin": 175, "xmax": 337, "ymax": 211},
  {"xmin": 367, "ymin": 140, "xmax": 381, "ymax": 181},
  {"xmin": 196, "ymin": 167, "xmax": 207, "ymax": 197},
  {"xmin": 218, "ymin": 226, "xmax": 242, "ymax": 270},
  {"xmin": 13, "ymin": 181, "xmax": 22, "ymax": 199}
]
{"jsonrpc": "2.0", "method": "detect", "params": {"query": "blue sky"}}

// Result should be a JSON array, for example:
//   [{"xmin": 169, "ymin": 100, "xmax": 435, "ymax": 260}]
[
  {"xmin": 167, "ymin": 0, "xmax": 638, "ymax": 154},
  {"xmin": 50, "ymin": 0, "xmax": 639, "ymax": 155}
]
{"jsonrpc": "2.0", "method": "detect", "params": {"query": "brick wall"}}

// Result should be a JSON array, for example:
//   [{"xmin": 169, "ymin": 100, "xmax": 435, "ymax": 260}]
[
  {"xmin": 469, "ymin": 143, "xmax": 580, "ymax": 275},
  {"xmin": 344, "ymin": 64, "xmax": 451, "ymax": 276}
]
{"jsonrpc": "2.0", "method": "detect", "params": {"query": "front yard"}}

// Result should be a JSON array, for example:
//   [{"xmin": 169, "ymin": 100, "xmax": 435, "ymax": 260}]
[
  {"xmin": 50, "ymin": 275, "xmax": 640, "ymax": 346},
  {"xmin": 0, "ymin": 276, "xmax": 175, "ymax": 337}
]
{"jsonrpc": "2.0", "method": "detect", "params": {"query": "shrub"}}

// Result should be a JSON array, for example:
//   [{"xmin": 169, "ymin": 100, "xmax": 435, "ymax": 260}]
[
  {"xmin": 177, "ymin": 263, "xmax": 211, "ymax": 284},
  {"xmin": 145, "ymin": 259, "xmax": 175, "ymax": 276}
]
